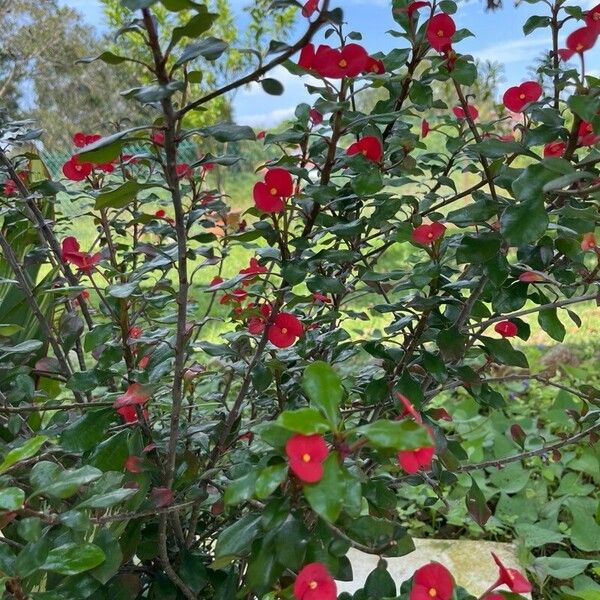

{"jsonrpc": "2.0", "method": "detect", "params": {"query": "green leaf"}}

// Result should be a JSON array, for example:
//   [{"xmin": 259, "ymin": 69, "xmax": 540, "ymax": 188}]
[
  {"xmin": 0, "ymin": 436, "xmax": 48, "ymax": 474},
  {"xmin": 78, "ymin": 51, "xmax": 131, "ymax": 65},
  {"xmin": 122, "ymin": 0, "xmax": 158, "ymax": 8},
  {"xmin": 78, "ymin": 126, "xmax": 148, "ymax": 163},
  {"xmin": 89, "ymin": 431, "xmax": 130, "ymax": 472},
  {"xmin": 482, "ymin": 337, "xmax": 529, "ymax": 368},
  {"xmin": 175, "ymin": 37, "xmax": 228, "ymax": 66},
  {"xmin": 534, "ymin": 555, "xmax": 595, "ymax": 580},
  {"xmin": 0, "ymin": 487, "xmax": 25, "ymax": 510},
  {"xmin": 41, "ymin": 543, "xmax": 105, "ymax": 576},
  {"xmin": 255, "ymin": 464, "xmax": 288, "ymax": 499},
  {"xmin": 78, "ymin": 488, "xmax": 137, "ymax": 509},
  {"xmin": 456, "ymin": 233, "xmax": 501, "ymax": 264},
  {"xmin": 523, "ymin": 15, "xmax": 551, "ymax": 35},
  {"xmin": 200, "ymin": 123, "xmax": 256, "ymax": 143},
  {"xmin": 303, "ymin": 455, "xmax": 345, "ymax": 522},
  {"xmin": 515, "ymin": 523, "xmax": 565, "ymax": 548},
  {"xmin": 107, "ymin": 282, "xmax": 138, "ymax": 298},
  {"xmin": 364, "ymin": 561, "xmax": 396, "ymax": 597},
  {"xmin": 302, "ymin": 361, "xmax": 343, "ymax": 427},
  {"xmin": 31, "ymin": 463, "xmax": 103, "ymax": 499},
  {"xmin": 0, "ymin": 340, "xmax": 43, "ymax": 355},
  {"xmin": 500, "ymin": 198, "xmax": 548, "ymax": 246},
  {"xmin": 171, "ymin": 9, "xmax": 218, "ymax": 46},
  {"xmin": 568, "ymin": 95, "xmax": 600, "ymax": 123},
  {"xmin": 90, "ymin": 529, "xmax": 123, "ymax": 585},
  {"xmin": 466, "ymin": 476, "xmax": 491, "ymax": 527},
  {"xmin": 214, "ymin": 513, "xmax": 262, "ymax": 560},
  {"xmin": 261, "ymin": 78, "xmax": 284, "ymax": 95},
  {"xmin": 353, "ymin": 169, "xmax": 384, "ymax": 195},
  {"xmin": 437, "ymin": 326, "xmax": 466, "ymax": 361},
  {"xmin": 95, "ymin": 181, "xmax": 157, "ymax": 210},
  {"xmin": 450, "ymin": 56, "xmax": 477, "ymax": 86},
  {"xmin": 277, "ymin": 408, "xmax": 330, "ymax": 434},
  {"xmin": 357, "ymin": 419, "xmax": 430, "ymax": 450},
  {"xmin": 224, "ymin": 471, "xmax": 258, "ymax": 506},
  {"xmin": 512, "ymin": 163, "xmax": 556, "ymax": 202},
  {"xmin": 538, "ymin": 308, "xmax": 566, "ymax": 342}
]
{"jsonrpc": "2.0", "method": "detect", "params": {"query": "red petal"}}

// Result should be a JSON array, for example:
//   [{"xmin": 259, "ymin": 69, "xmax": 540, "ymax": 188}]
[
  {"xmin": 566, "ymin": 26, "xmax": 599, "ymax": 53},
  {"xmin": 264, "ymin": 168, "xmax": 293, "ymax": 197},
  {"xmin": 275, "ymin": 312, "xmax": 303, "ymax": 336},
  {"xmin": 298, "ymin": 43, "xmax": 316, "ymax": 69},
  {"xmin": 253, "ymin": 182, "xmax": 285, "ymax": 213},
  {"xmin": 398, "ymin": 450, "xmax": 420, "ymax": 474}
]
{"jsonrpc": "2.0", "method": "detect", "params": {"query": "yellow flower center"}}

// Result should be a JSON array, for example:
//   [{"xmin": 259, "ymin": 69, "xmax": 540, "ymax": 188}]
[
  {"xmin": 427, "ymin": 232, "xmax": 434, "ymax": 239},
  {"xmin": 339, "ymin": 58, "xmax": 348, "ymax": 68},
  {"xmin": 270, "ymin": 187, "xmax": 278, "ymax": 195},
  {"xmin": 519, "ymin": 93, "xmax": 525, "ymax": 100},
  {"xmin": 437, "ymin": 29, "xmax": 444, "ymax": 37},
  {"xmin": 281, "ymin": 327, "xmax": 288, "ymax": 334},
  {"xmin": 302, "ymin": 453, "xmax": 311, "ymax": 462},
  {"xmin": 429, "ymin": 588, "xmax": 437, "ymax": 598},
  {"xmin": 362, "ymin": 149, "xmax": 368, "ymax": 155},
  {"xmin": 309, "ymin": 581, "xmax": 318, "ymax": 590},
  {"xmin": 576, "ymin": 43, "xmax": 584, "ymax": 51}
]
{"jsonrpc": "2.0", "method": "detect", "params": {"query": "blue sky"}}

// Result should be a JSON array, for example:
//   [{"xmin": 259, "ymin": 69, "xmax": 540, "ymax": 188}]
[{"xmin": 60, "ymin": 0, "xmax": 599, "ymax": 126}]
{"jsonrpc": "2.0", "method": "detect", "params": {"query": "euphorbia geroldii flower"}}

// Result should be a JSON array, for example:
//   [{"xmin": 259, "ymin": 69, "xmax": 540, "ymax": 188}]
[
  {"xmin": 581, "ymin": 232, "xmax": 597, "ymax": 251},
  {"xmin": 346, "ymin": 136, "xmax": 383, "ymax": 162},
  {"xmin": 395, "ymin": 1, "xmax": 430, "ymax": 17},
  {"xmin": 313, "ymin": 43, "xmax": 370, "ymax": 78},
  {"xmin": 398, "ymin": 446, "xmax": 434, "ymax": 474},
  {"xmin": 248, "ymin": 303, "xmax": 271, "ymax": 334},
  {"xmin": 117, "ymin": 404, "xmax": 149, "ymax": 423},
  {"xmin": 543, "ymin": 140, "xmax": 566, "ymax": 158},
  {"xmin": 410, "ymin": 563, "xmax": 454, "ymax": 600},
  {"xmin": 151, "ymin": 130, "xmax": 165, "ymax": 145},
  {"xmin": 253, "ymin": 168, "xmax": 293, "ymax": 213},
  {"xmin": 586, "ymin": 3, "xmax": 600, "ymax": 31},
  {"xmin": 411, "ymin": 222, "xmax": 446, "ymax": 245},
  {"xmin": 113, "ymin": 383, "xmax": 151, "ymax": 410},
  {"xmin": 298, "ymin": 43, "xmax": 316, "ymax": 70},
  {"xmin": 309, "ymin": 108, "xmax": 323, "ymax": 125},
  {"xmin": 566, "ymin": 26, "xmax": 598, "ymax": 56},
  {"xmin": 578, "ymin": 121, "xmax": 600, "ymax": 146},
  {"xmin": 176, "ymin": 163, "xmax": 192, "ymax": 178},
  {"xmin": 219, "ymin": 288, "xmax": 247, "ymax": 304},
  {"xmin": 268, "ymin": 312, "xmax": 303, "ymax": 348},
  {"xmin": 302, "ymin": 0, "xmax": 318, "ymax": 17},
  {"xmin": 61, "ymin": 237, "xmax": 102, "ymax": 273},
  {"xmin": 426, "ymin": 13, "xmax": 456, "ymax": 52},
  {"xmin": 62, "ymin": 155, "xmax": 93, "ymax": 181},
  {"xmin": 73, "ymin": 132, "xmax": 101, "ymax": 148},
  {"xmin": 3, "ymin": 179, "xmax": 17, "ymax": 196},
  {"xmin": 494, "ymin": 320, "xmax": 518, "ymax": 338},
  {"xmin": 365, "ymin": 56, "xmax": 385, "ymax": 74},
  {"xmin": 294, "ymin": 562, "xmax": 337, "ymax": 600},
  {"xmin": 453, "ymin": 105, "xmax": 479, "ymax": 120},
  {"xmin": 286, "ymin": 434, "xmax": 328, "ymax": 483},
  {"xmin": 421, "ymin": 119, "xmax": 430, "ymax": 138},
  {"xmin": 124, "ymin": 455, "xmax": 144, "ymax": 474},
  {"xmin": 490, "ymin": 552, "xmax": 532, "ymax": 593},
  {"xmin": 129, "ymin": 326, "xmax": 143, "ymax": 339},
  {"xmin": 396, "ymin": 392, "xmax": 423, "ymax": 423},
  {"xmin": 502, "ymin": 81, "xmax": 542, "ymax": 113},
  {"xmin": 239, "ymin": 257, "xmax": 268, "ymax": 283}
]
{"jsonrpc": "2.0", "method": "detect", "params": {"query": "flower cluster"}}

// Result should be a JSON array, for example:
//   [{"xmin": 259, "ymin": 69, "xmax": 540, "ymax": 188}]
[
  {"xmin": 298, "ymin": 42, "xmax": 384, "ymax": 78},
  {"xmin": 558, "ymin": 4, "xmax": 599, "ymax": 61}
]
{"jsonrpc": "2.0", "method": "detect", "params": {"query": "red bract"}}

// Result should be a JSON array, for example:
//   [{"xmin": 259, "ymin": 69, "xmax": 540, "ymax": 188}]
[
  {"xmin": 346, "ymin": 136, "xmax": 383, "ymax": 162},
  {"xmin": 220, "ymin": 288, "xmax": 247, "ymax": 304},
  {"xmin": 557, "ymin": 48, "xmax": 575, "ymax": 61},
  {"xmin": 426, "ymin": 13, "xmax": 456, "ymax": 52},
  {"xmin": 578, "ymin": 121, "xmax": 600, "ymax": 146},
  {"xmin": 113, "ymin": 383, "xmax": 151, "ymax": 410},
  {"xmin": 151, "ymin": 487, "xmax": 174, "ymax": 508},
  {"xmin": 398, "ymin": 446, "xmax": 434, "ymax": 474},
  {"xmin": 257, "ymin": 130, "xmax": 266, "ymax": 140},
  {"xmin": 3, "ymin": 179, "xmax": 17, "ymax": 195},
  {"xmin": 176, "ymin": 163, "xmax": 192, "ymax": 178},
  {"xmin": 587, "ymin": 3, "xmax": 600, "ymax": 31},
  {"xmin": 294, "ymin": 563, "xmax": 337, "ymax": 600},
  {"xmin": 412, "ymin": 222, "xmax": 446, "ymax": 245},
  {"xmin": 124, "ymin": 455, "xmax": 144, "ymax": 473},
  {"xmin": 248, "ymin": 303, "xmax": 272, "ymax": 335},
  {"xmin": 62, "ymin": 155, "xmax": 93, "ymax": 181},
  {"xmin": 365, "ymin": 56, "xmax": 385, "ymax": 74},
  {"xmin": 151, "ymin": 130, "xmax": 165, "ymax": 145},
  {"xmin": 298, "ymin": 43, "xmax": 316, "ymax": 70},
  {"xmin": 396, "ymin": 392, "xmax": 422, "ymax": 423},
  {"xmin": 395, "ymin": 1, "xmax": 430, "ymax": 16},
  {"xmin": 421, "ymin": 119, "xmax": 430, "ymax": 138},
  {"xmin": 410, "ymin": 563, "xmax": 454, "ymax": 600},
  {"xmin": 129, "ymin": 326, "xmax": 143, "ymax": 339},
  {"xmin": 73, "ymin": 132, "xmax": 101, "ymax": 148},
  {"xmin": 302, "ymin": 0, "xmax": 319, "ymax": 17},
  {"xmin": 239, "ymin": 257, "xmax": 268, "ymax": 282},
  {"xmin": 61, "ymin": 237, "xmax": 102, "ymax": 273},
  {"xmin": 581, "ymin": 232, "xmax": 597, "ymax": 251},
  {"xmin": 490, "ymin": 552, "xmax": 532, "ymax": 594},
  {"xmin": 312, "ymin": 292, "xmax": 330, "ymax": 303},
  {"xmin": 566, "ymin": 26, "xmax": 598, "ymax": 54},
  {"xmin": 253, "ymin": 168, "xmax": 293, "ymax": 213},
  {"xmin": 116, "ymin": 404, "xmax": 149, "ymax": 423},
  {"xmin": 309, "ymin": 108, "xmax": 323, "ymax": 125},
  {"xmin": 268, "ymin": 312, "xmax": 303, "ymax": 348},
  {"xmin": 453, "ymin": 105, "xmax": 479, "ymax": 120},
  {"xmin": 502, "ymin": 81, "xmax": 542, "ymax": 113},
  {"xmin": 286, "ymin": 434, "xmax": 328, "ymax": 483},
  {"xmin": 494, "ymin": 320, "xmax": 518, "ymax": 338},
  {"xmin": 139, "ymin": 355, "xmax": 150, "ymax": 369},
  {"xmin": 543, "ymin": 140, "xmax": 566, "ymax": 158},
  {"xmin": 314, "ymin": 43, "xmax": 370, "ymax": 78}
]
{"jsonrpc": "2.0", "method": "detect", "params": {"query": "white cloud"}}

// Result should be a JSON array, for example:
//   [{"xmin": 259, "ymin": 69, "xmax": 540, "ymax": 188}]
[{"xmin": 240, "ymin": 106, "xmax": 297, "ymax": 127}]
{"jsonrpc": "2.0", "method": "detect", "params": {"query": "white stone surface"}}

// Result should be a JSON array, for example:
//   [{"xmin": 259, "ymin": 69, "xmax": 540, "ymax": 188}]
[{"xmin": 339, "ymin": 539, "xmax": 530, "ymax": 597}]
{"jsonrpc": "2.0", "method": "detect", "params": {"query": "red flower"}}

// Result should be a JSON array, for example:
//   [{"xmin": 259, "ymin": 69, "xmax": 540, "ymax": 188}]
[
  {"xmin": 490, "ymin": 552, "xmax": 532, "ymax": 594},
  {"xmin": 410, "ymin": 563, "xmax": 454, "ymax": 600},
  {"xmin": 268, "ymin": 312, "xmax": 303, "ymax": 348},
  {"xmin": 302, "ymin": 0, "xmax": 319, "ymax": 17},
  {"xmin": 129, "ymin": 326, "xmax": 143, "ymax": 339},
  {"xmin": 494, "ymin": 320, "xmax": 518, "ymax": 338},
  {"xmin": 220, "ymin": 288, "xmax": 248, "ymax": 304},
  {"xmin": 62, "ymin": 155, "xmax": 93, "ymax": 181},
  {"xmin": 314, "ymin": 43, "xmax": 370, "ymax": 78},
  {"xmin": 257, "ymin": 130, "xmax": 266, "ymax": 140},
  {"xmin": 557, "ymin": 48, "xmax": 575, "ymax": 61},
  {"xmin": 139, "ymin": 355, "xmax": 150, "ymax": 369},
  {"xmin": 209, "ymin": 276, "xmax": 224, "ymax": 287},
  {"xmin": 395, "ymin": 1, "xmax": 430, "ymax": 16},
  {"xmin": 239, "ymin": 257, "xmax": 268, "ymax": 283},
  {"xmin": 578, "ymin": 121, "xmax": 600, "ymax": 146},
  {"xmin": 346, "ymin": 136, "xmax": 383, "ymax": 162},
  {"xmin": 113, "ymin": 383, "xmax": 151, "ymax": 410},
  {"xmin": 453, "ymin": 105, "xmax": 479, "ymax": 120},
  {"xmin": 398, "ymin": 446, "xmax": 434, "ymax": 474},
  {"xmin": 176, "ymin": 163, "xmax": 192, "ymax": 179},
  {"xmin": 566, "ymin": 26, "xmax": 598, "ymax": 55},
  {"xmin": 61, "ymin": 237, "xmax": 102, "ymax": 273},
  {"xmin": 294, "ymin": 562, "xmax": 337, "ymax": 600},
  {"xmin": 124, "ymin": 455, "xmax": 144, "ymax": 473},
  {"xmin": 421, "ymin": 119, "xmax": 430, "ymax": 138},
  {"xmin": 151, "ymin": 130, "xmax": 165, "ymax": 145},
  {"xmin": 248, "ymin": 303, "xmax": 271, "ymax": 335},
  {"xmin": 73, "ymin": 132, "xmax": 87, "ymax": 148},
  {"xmin": 586, "ymin": 3, "xmax": 600, "ymax": 31},
  {"xmin": 286, "ymin": 434, "xmax": 328, "ymax": 483},
  {"xmin": 253, "ymin": 168, "xmax": 293, "ymax": 213},
  {"xmin": 3, "ymin": 179, "xmax": 17, "ymax": 196},
  {"xmin": 543, "ymin": 140, "xmax": 566, "ymax": 158},
  {"xmin": 151, "ymin": 487, "xmax": 174, "ymax": 508},
  {"xmin": 312, "ymin": 292, "xmax": 330, "ymax": 303},
  {"xmin": 309, "ymin": 108, "xmax": 323, "ymax": 125},
  {"xmin": 411, "ymin": 222, "xmax": 446, "ymax": 245},
  {"xmin": 519, "ymin": 271, "xmax": 545, "ymax": 283},
  {"xmin": 502, "ymin": 81, "xmax": 542, "ymax": 113},
  {"xmin": 116, "ymin": 404, "xmax": 149, "ymax": 423},
  {"xmin": 365, "ymin": 56, "xmax": 385, "ymax": 74},
  {"xmin": 581, "ymin": 232, "xmax": 597, "ymax": 251},
  {"xmin": 396, "ymin": 392, "xmax": 422, "ymax": 424},
  {"xmin": 426, "ymin": 13, "xmax": 456, "ymax": 52}
]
